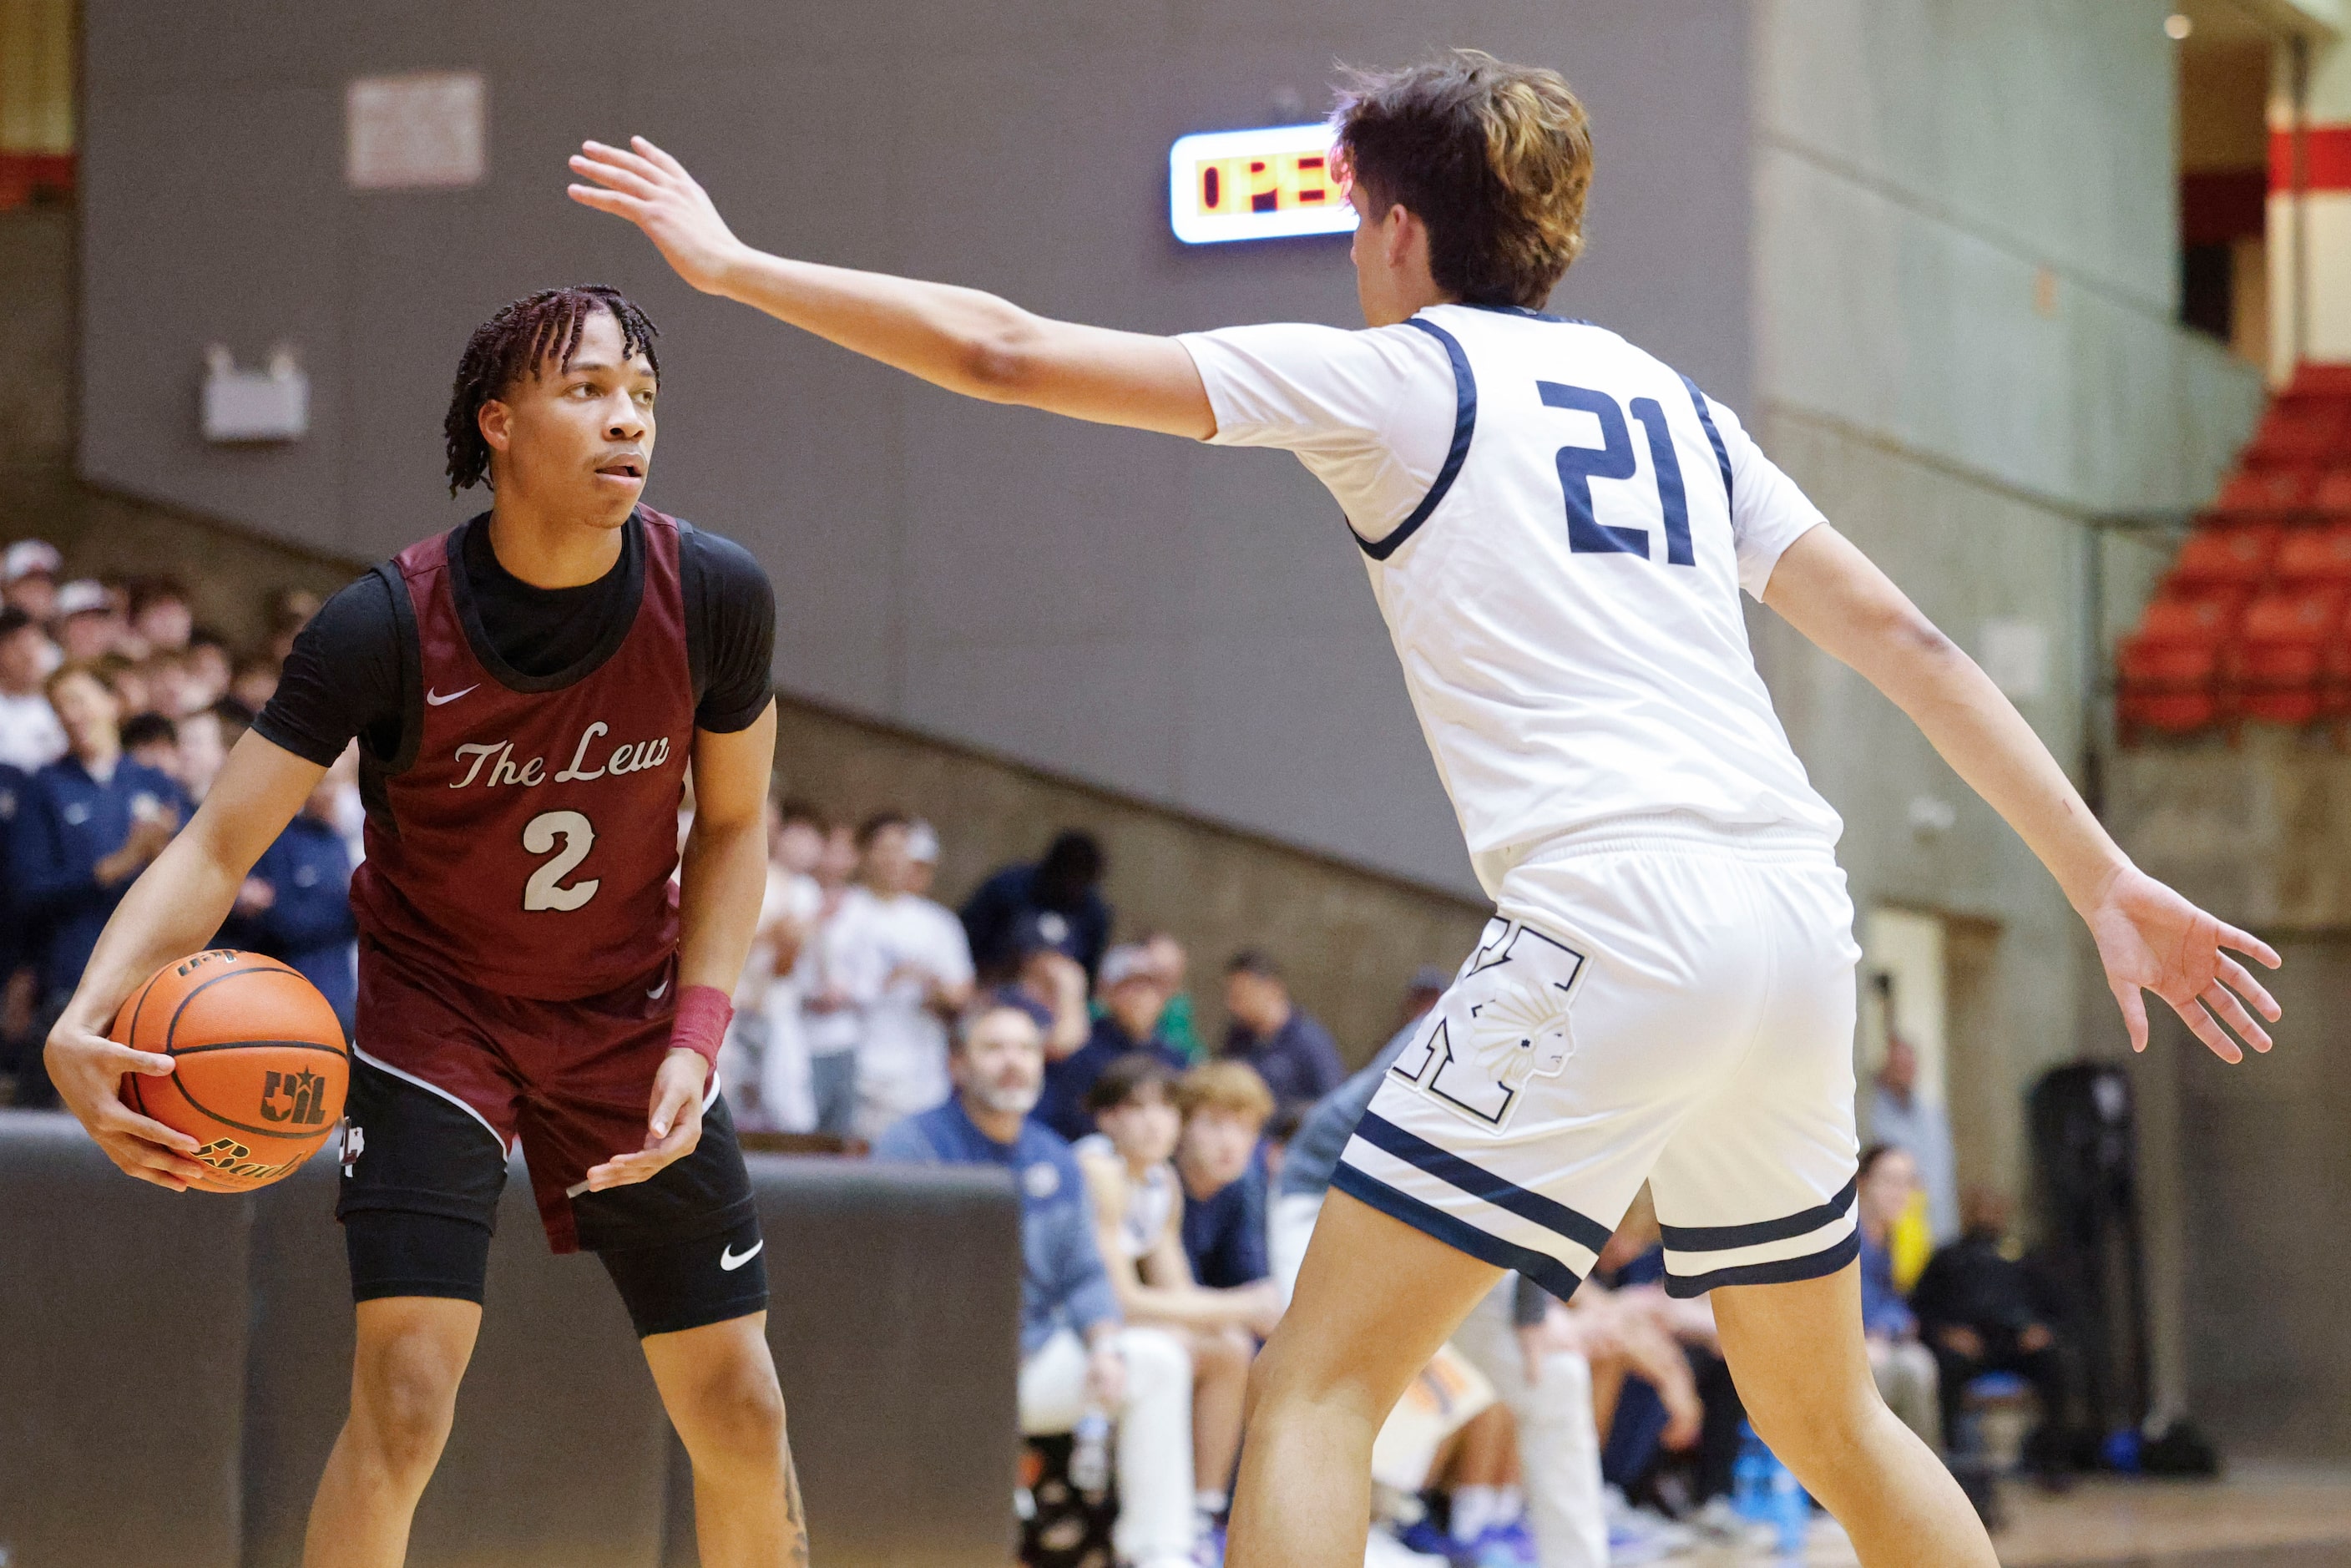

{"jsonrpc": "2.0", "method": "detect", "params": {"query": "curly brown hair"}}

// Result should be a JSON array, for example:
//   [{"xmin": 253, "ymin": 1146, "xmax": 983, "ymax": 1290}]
[
  {"xmin": 1332, "ymin": 50, "xmax": 1594, "ymax": 310},
  {"xmin": 442, "ymin": 286, "xmax": 660, "ymax": 493}
]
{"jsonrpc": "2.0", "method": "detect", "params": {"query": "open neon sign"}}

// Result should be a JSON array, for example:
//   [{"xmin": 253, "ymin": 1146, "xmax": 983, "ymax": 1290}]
[{"xmin": 1169, "ymin": 124, "xmax": 1359, "ymax": 245}]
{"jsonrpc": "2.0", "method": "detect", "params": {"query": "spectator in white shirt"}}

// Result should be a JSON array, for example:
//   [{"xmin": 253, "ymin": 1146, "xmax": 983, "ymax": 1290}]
[
  {"xmin": 823, "ymin": 811, "xmax": 975, "ymax": 1140},
  {"xmin": 725, "ymin": 799, "xmax": 827, "ymax": 1131},
  {"xmin": 0, "ymin": 609, "xmax": 66, "ymax": 773}
]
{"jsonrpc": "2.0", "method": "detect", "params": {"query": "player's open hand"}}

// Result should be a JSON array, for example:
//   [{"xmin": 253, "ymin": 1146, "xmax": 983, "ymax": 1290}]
[
  {"xmin": 2083, "ymin": 864, "xmax": 2281, "ymax": 1063},
  {"xmin": 584, "ymin": 1047, "xmax": 707, "ymax": 1191},
  {"xmin": 43, "ymin": 1014, "xmax": 210, "ymax": 1191},
  {"xmin": 568, "ymin": 138, "xmax": 746, "ymax": 297}
]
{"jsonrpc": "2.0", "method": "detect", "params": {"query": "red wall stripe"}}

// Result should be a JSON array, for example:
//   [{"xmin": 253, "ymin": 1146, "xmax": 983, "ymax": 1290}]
[{"xmin": 2271, "ymin": 126, "xmax": 2351, "ymax": 194}]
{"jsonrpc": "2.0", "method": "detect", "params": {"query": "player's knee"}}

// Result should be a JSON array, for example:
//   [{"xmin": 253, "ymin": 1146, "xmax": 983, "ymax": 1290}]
[
  {"xmin": 352, "ymin": 1333, "xmax": 465, "ymax": 1480},
  {"xmin": 682, "ymin": 1362, "xmax": 789, "ymax": 1470},
  {"xmin": 1744, "ymin": 1374, "xmax": 1878, "ymax": 1470}
]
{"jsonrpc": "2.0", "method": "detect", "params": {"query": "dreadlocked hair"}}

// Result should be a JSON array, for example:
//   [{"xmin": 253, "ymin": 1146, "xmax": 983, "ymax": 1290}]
[{"xmin": 442, "ymin": 285, "xmax": 661, "ymax": 493}]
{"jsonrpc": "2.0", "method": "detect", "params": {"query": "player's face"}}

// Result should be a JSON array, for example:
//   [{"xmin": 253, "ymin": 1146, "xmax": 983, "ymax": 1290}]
[
  {"xmin": 1178, "ymin": 1107, "xmax": 1260, "ymax": 1191},
  {"xmin": 480, "ymin": 308, "xmax": 658, "ymax": 526},
  {"xmin": 956, "ymin": 1007, "xmax": 1044, "ymax": 1113}
]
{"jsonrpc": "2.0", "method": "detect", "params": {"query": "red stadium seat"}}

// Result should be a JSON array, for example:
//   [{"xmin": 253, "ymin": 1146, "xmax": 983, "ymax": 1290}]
[
  {"xmin": 2243, "ymin": 403, "xmax": 2347, "ymax": 469},
  {"xmin": 2118, "ymin": 594, "xmax": 2238, "ymax": 739},
  {"xmin": 2227, "ymin": 588, "xmax": 2346, "ymax": 728},
  {"xmin": 2215, "ymin": 468, "xmax": 2318, "ymax": 517},
  {"xmin": 2316, "ymin": 469, "xmax": 2351, "ymax": 516},
  {"xmin": 2275, "ymin": 523, "xmax": 2351, "ymax": 587},
  {"xmin": 2165, "ymin": 524, "xmax": 2277, "ymax": 590}
]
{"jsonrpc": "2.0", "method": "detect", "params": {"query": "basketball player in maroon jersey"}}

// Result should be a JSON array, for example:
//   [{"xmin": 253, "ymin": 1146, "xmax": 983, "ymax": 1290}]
[{"xmin": 42, "ymin": 287, "xmax": 808, "ymax": 1567}]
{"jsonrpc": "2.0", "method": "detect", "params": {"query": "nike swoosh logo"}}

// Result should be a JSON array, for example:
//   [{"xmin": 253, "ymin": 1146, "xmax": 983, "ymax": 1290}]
[
  {"xmin": 647, "ymin": 977, "xmax": 670, "ymax": 1000},
  {"xmin": 720, "ymin": 1240, "xmax": 764, "ymax": 1272},
  {"xmin": 425, "ymin": 684, "xmax": 479, "ymax": 706}
]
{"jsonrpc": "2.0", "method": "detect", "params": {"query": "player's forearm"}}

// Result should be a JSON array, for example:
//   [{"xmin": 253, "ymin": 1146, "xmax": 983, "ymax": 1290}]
[
  {"xmin": 59, "ymin": 833, "xmax": 247, "ymax": 1033},
  {"xmin": 711, "ymin": 245, "xmax": 1042, "ymax": 404},
  {"xmin": 1854, "ymin": 625, "xmax": 2126, "ymax": 913},
  {"xmin": 675, "ymin": 811, "xmax": 768, "ymax": 998}
]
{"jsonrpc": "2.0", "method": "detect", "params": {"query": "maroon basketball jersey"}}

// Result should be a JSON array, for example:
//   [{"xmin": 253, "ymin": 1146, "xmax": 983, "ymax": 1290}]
[{"xmin": 350, "ymin": 508, "xmax": 693, "ymax": 1001}]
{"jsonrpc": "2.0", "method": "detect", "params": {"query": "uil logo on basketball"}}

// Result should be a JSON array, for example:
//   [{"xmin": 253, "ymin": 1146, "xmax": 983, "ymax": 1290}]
[
  {"xmin": 1388, "ymin": 919, "xmax": 1590, "ymax": 1133},
  {"xmin": 260, "ymin": 1068, "xmax": 333, "ymax": 1126}
]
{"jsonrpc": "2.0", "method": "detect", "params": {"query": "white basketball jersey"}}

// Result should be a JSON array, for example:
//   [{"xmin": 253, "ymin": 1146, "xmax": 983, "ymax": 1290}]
[{"xmin": 1185, "ymin": 304, "xmax": 1841, "ymax": 894}]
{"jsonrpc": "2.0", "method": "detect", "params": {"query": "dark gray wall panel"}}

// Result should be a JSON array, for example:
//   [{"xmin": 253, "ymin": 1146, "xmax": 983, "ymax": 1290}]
[
  {"xmin": 81, "ymin": 0, "xmax": 1753, "ymax": 892},
  {"xmin": 0, "ymin": 1111, "xmax": 250, "ymax": 1568}
]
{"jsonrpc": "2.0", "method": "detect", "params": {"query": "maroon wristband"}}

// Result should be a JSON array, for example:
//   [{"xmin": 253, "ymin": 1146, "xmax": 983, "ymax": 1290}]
[{"xmin": 668, "ymin": 984, "xmax": 733, "ymax": 1070}]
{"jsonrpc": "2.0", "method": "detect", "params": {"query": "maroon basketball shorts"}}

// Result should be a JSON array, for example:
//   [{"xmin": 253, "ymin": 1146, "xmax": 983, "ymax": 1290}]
[{"xmin": 335, "ymin": 938, "xmax": 766, "ymax": 1337}]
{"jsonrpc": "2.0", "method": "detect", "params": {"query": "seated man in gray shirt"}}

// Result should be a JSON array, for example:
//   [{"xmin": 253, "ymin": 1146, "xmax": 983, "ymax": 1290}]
[{"xmin": 871, "ymin": 999, "xmax": 1201, "ymax": 1568}]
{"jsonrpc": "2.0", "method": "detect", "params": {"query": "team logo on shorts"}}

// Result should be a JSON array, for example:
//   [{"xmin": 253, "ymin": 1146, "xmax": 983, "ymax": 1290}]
[{"xmin": 1389, "ymin": 920, "xmax": 1589, "ymax": 1134}]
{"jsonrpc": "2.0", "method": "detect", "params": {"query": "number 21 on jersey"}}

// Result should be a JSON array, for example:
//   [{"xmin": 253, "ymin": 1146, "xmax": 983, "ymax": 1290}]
[{"xmin": 1539, "ymin": 382, "xmax": 1693, "ymax": 568}]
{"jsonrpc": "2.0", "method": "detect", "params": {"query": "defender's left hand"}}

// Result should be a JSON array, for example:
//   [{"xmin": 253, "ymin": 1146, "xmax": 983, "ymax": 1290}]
[
  {"xmin": 584, "ymin": 1048, "xmax": 707, "ymax": 1189},
  {"xmin": 568, "ymin": 139, "xmax": 746, "ymax": 296},
  {"xmin": 2084, "ymin": 865, "xmax": 2281, "ymax": 1063}
]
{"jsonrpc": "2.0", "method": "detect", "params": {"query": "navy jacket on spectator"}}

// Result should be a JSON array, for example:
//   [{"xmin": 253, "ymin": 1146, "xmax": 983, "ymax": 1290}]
[
  {"xmin": 1037, "ymin": 1014, "xmax": 1187, "ymax": 1144},
  {"xmin": 11, "ymin": 756, "xmax": 187, "ymax": 1002},
  {"xmin": 240, "ymin": 815, "xmax": 357, "ymax": 1034},
  {"xmin": 1224, "ymin": 1009, "xmax": 1345, "ymax": 1120},
  {"xmin": 960, "ymin": 862, "xmax": 1111, "ymax": 980},
  {"xmin": 872, "ymin": 1097, "xmax": 1120, "ymax": 1357},
  {"xmin": 0, "ymin": 761, "xmax": 27, "ymax": 984},
  {"xmin": 1181, "ymin": 1155, "xmax": 1268, "ymax": 1289}
]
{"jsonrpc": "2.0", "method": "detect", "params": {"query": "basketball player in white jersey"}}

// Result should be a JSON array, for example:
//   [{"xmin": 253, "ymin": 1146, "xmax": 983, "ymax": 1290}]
[{"xmin": 571, "ymin": 50, "xmax": 2280, "ymax": 1566}]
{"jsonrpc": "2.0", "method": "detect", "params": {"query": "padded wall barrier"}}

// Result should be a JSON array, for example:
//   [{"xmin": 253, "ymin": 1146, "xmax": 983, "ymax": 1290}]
[{"xmin": 0, "ymin": 1110, "xmax": 1021, "ymax": 1568}]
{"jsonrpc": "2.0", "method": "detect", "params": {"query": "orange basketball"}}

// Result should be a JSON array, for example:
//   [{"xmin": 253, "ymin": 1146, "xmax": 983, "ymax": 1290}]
[{"xmin": 112, "ymin": 948, "xmax": 350, "ymax": 1193}]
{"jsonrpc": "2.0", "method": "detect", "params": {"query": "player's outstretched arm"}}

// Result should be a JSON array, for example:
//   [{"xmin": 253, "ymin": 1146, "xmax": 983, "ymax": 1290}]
[
  {"xmin": 567, "ymin": 138, "xmax": 1216, "ymax": 438},
  {"xmin": 1761, "ymin": 524, "xmax": 2282, "ymax": 1063},
  {"xmin": 47, "ymin": 731, "xmax": 325, "ymax": 1190}
]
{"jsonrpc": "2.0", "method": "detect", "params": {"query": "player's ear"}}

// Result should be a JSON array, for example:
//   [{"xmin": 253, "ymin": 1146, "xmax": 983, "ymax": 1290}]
[
  {"xmin": 1381, "ymin": 202, "xmax": 1418, "ymax": 271},
  {"xmin": 478, "ymin": 397, "xmax": 513, "ymax": 455}
]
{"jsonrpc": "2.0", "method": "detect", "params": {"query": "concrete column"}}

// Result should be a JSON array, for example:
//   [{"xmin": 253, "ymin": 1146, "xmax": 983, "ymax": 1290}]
[{"xmin": 2268, "ymin": 31, "xmax": 2351, "ymax": 374}]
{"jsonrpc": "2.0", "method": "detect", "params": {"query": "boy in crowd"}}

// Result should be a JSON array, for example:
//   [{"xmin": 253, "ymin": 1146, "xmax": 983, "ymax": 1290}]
[
  {"xmin": 1174, "ymin": 1060, "xmax": 1274, "ymax": 1292},
  {"xmin": 1219, "ymin": 950, "xmax": 1343, "ymax": 1122},
  {"xmin": 875, "ymin": 1003, "xmax": 1199, "ymax": 1568},
  {"xmin": 1038, "ymin": 941, "xmax": 1186, "ymax": 1142},
  {"xmin": 822, "ymin": 812, "xmax": 974, "ymax": 1139},
  {"xmin": 1075, "ymin": 1054, "xmax": 1283, "ymax": 1544}
]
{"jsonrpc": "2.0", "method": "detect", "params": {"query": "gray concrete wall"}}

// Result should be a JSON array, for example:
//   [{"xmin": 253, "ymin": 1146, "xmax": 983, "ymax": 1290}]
[
  {"xmin": 1747, "ymin": 0, "xmax": 2267, "ymax": 1202},
  {"xmin": 78, "ymin": 0, "xmax": 1756, "ymax": 896}
]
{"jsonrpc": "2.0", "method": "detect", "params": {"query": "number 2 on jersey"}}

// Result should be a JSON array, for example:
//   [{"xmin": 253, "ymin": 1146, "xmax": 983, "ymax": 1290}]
[
  {"xmin": 1537, "ymin": 382, "xmax": 1693, "ymax": 567},
  {"xmin": 522, "ymin": 809, "xmax": 600, "ymax": 911}
]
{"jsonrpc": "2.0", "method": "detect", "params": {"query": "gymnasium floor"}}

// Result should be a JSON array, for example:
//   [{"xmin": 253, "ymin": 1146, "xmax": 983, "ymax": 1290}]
[{"xmin": 1691, "ymin": 1465, "xmax": 2351, "ymax": 1565}]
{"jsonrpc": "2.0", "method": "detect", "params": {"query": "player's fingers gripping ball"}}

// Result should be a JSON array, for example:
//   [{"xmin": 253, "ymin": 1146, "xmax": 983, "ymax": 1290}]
[{"xmin": 112, "ymin": 949, "xmax": 350, "ymax": 1192}]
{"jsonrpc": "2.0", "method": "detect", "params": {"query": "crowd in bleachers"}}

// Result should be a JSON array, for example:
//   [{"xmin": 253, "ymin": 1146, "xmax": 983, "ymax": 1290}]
[
  {"xmin": 2118, "ymin": 364, "xmax": 2351, "ymax": 739},
  {"xmin": 0, "ymin": 538, "xmax": 359, "ymax": 1107}
]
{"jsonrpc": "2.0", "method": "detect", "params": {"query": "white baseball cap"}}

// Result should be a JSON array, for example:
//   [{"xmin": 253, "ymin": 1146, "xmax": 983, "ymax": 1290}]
[
  {"xmin": 53, "ymin": 579, "xmax": 114, "ymax": 618},
  {"xmin": 904, "ymin": 819, "xmax": 941, "ymax": 863},
  {"xmin": 3, "ymin": 539, "xmax": 61, "ymax": 583}
]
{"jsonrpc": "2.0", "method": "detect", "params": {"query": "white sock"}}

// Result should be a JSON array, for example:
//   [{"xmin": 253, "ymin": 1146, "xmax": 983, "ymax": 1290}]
[
  {"xmin": 1452, "ymin": 1484, "xmax": 1501, "ymax": 1543},
  {"xmin": 1195, "ymin": 1489, "xmax": 1228, "ymax": 1519}
]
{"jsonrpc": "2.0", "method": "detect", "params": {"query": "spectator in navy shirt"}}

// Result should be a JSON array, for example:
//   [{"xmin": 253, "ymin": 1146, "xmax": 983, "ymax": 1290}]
[
  {"xmin": 1220, "ymin": 950, "xmax": 1344, "ymax": 1121},
  {"xmin": 11, "ymin": 663, "xmax": 186, "ymax": 1103},
  {"xmin": 960, "ymin": 829, "xmax": 1112, "ymax": 983},
  {"xmin": 1038, "ymin": 943, "xmax": 1187, "ymax": 1142},
  {"xmin": 231, "ymin": 748, "xmax": 360, "ymax": 1036},
  {"xmin": 1174, "ymin": 1061, "xmax": 1273, "ymax": 1291},
  {"xmin": 872, "ymin": 1001, "xmax": 1200, "ymax": 1568}
]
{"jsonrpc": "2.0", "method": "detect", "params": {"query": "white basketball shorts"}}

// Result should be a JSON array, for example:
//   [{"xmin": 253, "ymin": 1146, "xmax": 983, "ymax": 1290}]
[{"xmin": 1336, "ymin": 816, "xmax": 1863, "ymax": 1300}]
